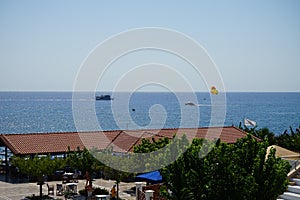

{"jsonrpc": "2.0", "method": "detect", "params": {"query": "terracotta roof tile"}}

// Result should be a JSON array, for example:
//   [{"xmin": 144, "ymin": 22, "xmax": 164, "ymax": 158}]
[
  {"xmin": 0, "ymin": 132, "xmax": 84, "ymax": 155},
  {"xmin": 0, "ymin": 126, "xmax": 258, "ymax": 155},
  {"xmin": 78, "ymin": 131, "xmax": 120, "ymax": 151},
  {"xmin": 108, "ymin": 130, "xmax": 145, "ymax": 152}
]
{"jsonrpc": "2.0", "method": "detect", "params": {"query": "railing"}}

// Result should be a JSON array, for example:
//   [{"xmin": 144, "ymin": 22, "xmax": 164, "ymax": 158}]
[
  {"xmin": 292, "ymin": 160, "xmax": 300, "ymax": 170},
  {"xmin": 287, "ymin": 159, "xmax": 300, "ymax": 179},
  {"xmin": 137, "ymin": 188, "xmax": 146, "ymax": 200}
]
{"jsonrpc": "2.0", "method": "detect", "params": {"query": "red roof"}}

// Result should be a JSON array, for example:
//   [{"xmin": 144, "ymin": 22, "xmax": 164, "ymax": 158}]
[
  {"xmin": 0, "ymin": 126, "xmax": 258, "ymax": 155},
  {"xmin": 0, "ymin": 132, "xmax": 84, "ymax": 155}
]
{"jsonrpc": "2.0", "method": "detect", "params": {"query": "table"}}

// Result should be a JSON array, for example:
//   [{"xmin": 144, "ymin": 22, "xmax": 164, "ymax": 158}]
[
  {"xmin": 63, "ymin": 172, "xmax": 73, "ymax": 181},
  {"xmin": 63, "ymin": 172, "xmax": 78, "ymax": 183},
  {"xmin": 95, "ymin": 194, "xmax": 110, "ymax": 200},
  {"xmin": 65, "ymin": 182, "xmax": 78, "ymax": 194}
]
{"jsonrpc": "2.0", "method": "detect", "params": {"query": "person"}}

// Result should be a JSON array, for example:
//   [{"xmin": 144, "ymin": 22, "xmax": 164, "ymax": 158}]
[
  {"xmin": 111, "ymin": 184, "xmax": 117, "ymax": 200},
  {"xmin": 86, "ymin": 183, "xmax": 93, "ymax": 198},
  {"xmin": 85, "ymin": 171, "xmax": 91, "ymax": 187}
]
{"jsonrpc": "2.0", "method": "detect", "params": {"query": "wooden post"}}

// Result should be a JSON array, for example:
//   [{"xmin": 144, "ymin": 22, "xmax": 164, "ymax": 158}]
[
  {"xmin": 117, "ymin": 182, "xmax": 119, "ymax": 200},
  {"xmin": 5, "ymin": 147, "xmax": 8, "ymax": 182}
]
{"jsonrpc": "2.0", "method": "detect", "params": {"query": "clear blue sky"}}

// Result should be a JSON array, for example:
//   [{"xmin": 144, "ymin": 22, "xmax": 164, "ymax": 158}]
[{"xmin": 0, "ymin": 0, "xmax": 299, "ymax": 92}]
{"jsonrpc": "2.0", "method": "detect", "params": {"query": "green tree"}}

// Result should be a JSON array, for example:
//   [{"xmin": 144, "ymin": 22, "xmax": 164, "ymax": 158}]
[
  {"xmin": 12, "ymin": 155, "xmax": 65, "ymax": 199},
  {"xmin": 239, "ymin": 123, "xmax": 300, "ymax": 152},
  {"xmin": 276, "ymin": 126, "xmax": 300, "ymax": 152},
  {"xmin": 134, "ymin": 134, "xmax": 290, "ymax": 200},
  {"xmin": 133, "ymin": 135, "xmax": 190, "ymax": 172},
  {"xmin": 134, "ymin": 137, "xmax": 171, "ymax": 153},
  {"xmin": 238, "ymin": 123, "xmax": 276, "ymax": 145},
  {"xmin": 66, "ymin": 147, "xmax": 101, "ymax": 175}
]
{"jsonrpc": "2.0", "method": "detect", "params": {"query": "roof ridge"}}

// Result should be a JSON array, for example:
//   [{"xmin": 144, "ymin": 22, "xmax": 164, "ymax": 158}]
[
  {"xmin": 128, "ymin": 132, "xmax": 146, "ymax": 152},
  {"xmin": 0, "ymin": 126, "xmax": 238, "ymax": 136},
  {"xmin": 106, "ymin": 130, "xmax": 123, "ymax": 149}
]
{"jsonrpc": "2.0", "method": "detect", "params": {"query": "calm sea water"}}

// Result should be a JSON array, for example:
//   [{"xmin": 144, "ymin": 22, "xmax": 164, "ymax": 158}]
[{"xmin": 0, "ymin": 92, "xmax": 299, "ymax": 135}]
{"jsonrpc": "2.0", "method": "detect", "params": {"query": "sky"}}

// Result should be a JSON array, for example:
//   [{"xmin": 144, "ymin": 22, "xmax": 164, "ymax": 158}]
[{"xmin": 0, "ymin": 0, "xmax": 299, "ymax": 92}]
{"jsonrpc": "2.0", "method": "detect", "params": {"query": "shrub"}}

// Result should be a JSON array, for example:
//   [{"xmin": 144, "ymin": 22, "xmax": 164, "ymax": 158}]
[{"xmin": 79, "ymin": 187, "xmax": 109, "ymax": 196}]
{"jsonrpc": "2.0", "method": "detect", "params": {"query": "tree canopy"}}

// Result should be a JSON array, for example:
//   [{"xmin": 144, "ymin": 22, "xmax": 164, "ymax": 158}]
[
  {"xmin": 12, "ymin": 155, "xmax": 65, "ymax": 181},
  {"xmin": 12, "ymin": 155, "xmax": 66, "ymax": 199},
  {"xmin": 239, "ymin": 124, "xmax": 300, "ymax": 152},
  {"xmin": 65, "ymin": 147, "xmax": 102, "ymax": 174},
  {"xmin": 134, "ymin": 134, "xmax": 290, "ymax": 200}
]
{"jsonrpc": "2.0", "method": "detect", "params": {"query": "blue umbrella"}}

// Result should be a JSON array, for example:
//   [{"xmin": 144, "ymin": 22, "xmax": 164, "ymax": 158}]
[{"xmin": 135, "ymin": 171, "xmax": 163, "ymax": 184}]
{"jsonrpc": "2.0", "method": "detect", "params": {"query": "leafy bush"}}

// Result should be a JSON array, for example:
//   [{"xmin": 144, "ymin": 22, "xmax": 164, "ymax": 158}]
[
  {"xmin": 25, "ymin": 195, "xmax": 54, "ymax": 200},
  {"xmin": 93, "ymin": 187, "xmax": 109, "ymax": 195},
  {"xmin": 79, "ymin": 187, "xmax": 109, "ymax": 196},
  {"xmin": 78, "ymin": 189, "xmax": 87, "ymax": 196}
]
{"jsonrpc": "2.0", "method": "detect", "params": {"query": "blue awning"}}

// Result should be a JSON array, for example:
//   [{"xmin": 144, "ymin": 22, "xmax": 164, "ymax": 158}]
[{"xmin": 135, "ymin": 171, "xmax": 163, "ymax": 184}]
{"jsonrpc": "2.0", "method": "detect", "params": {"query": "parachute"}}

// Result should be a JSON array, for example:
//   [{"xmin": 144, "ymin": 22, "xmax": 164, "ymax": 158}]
[{"xmin": 210, "ymin": 86, "xmax": 219, "ymax": 95}]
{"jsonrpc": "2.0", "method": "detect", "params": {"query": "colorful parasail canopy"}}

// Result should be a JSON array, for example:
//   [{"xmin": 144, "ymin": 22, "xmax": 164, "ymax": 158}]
[{"xmin": 210, "ymin": 86, "xmax": 219, "ymax": 95}]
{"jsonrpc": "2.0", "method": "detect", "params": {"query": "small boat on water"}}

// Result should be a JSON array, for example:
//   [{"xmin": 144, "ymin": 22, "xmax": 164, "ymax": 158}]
[
  {"xmin": 95, "ymin": 95, "xmax": 113, "ymax": 101},
  {"xmin": 185, "ymin": 102, "xmax": 197, "ymax": 106}
]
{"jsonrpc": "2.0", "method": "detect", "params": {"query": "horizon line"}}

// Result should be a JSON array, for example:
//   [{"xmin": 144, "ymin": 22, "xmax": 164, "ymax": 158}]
[{"xmin": 0, "ymin": 90, "xmax": 300, "ymax": 93}]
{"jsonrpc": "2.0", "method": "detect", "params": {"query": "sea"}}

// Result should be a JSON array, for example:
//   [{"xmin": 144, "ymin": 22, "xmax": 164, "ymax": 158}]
[{"xmin": 0, "ymin": 92, "xmax": 299, "ymax": 135}]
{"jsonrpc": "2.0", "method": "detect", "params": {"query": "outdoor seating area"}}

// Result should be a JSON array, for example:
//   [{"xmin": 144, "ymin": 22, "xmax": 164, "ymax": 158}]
[
  {"xmin": 63, "ymin": 172, "xmax": 79, "ymax": 184},
  {"xmin": 0, "ymin": 178, "xmax": 136, "ymax": 200},
  {"xmin": 46, "ymin": 183, "xmax": 54, "ymax": 195},
  {"xmin": 56, "ymin": 183, "xmax": 64, "ymax": 196},
  {"xmin": 44, "ymin": 180, "xmax": 79, "ymax": 198}
]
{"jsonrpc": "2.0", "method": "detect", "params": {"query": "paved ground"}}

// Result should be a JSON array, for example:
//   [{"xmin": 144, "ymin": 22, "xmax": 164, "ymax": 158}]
[{"xmin": 0, "ymin": 179, "xmax": 136, "ymax": 200}]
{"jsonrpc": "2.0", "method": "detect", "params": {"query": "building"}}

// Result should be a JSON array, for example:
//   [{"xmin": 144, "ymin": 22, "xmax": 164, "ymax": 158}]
[{"xmin": 0, "ymin": 126, "xmax": 258, "ymax": 181}]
